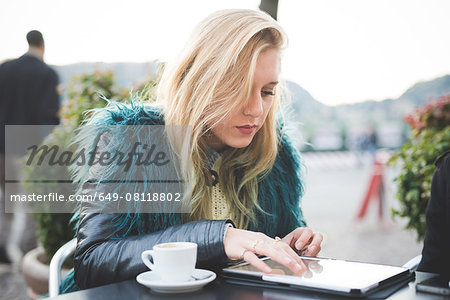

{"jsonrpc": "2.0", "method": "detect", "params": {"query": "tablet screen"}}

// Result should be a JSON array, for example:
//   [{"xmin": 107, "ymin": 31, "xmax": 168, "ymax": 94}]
[{"xmin": 225, "ymin": 257, "xmax": 409, "ymax": 292}]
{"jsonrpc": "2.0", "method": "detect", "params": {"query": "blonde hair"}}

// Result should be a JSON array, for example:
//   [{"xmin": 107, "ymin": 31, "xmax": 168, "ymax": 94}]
[{"xmin": 158, "ymin": 9, "xmax": 287, "ymax": 229}]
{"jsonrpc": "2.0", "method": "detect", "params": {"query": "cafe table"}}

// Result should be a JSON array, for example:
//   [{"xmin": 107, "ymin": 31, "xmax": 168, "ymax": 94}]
[{"xmin": 49, "ymin": 271, "xmax": 444, "ymax": 300}]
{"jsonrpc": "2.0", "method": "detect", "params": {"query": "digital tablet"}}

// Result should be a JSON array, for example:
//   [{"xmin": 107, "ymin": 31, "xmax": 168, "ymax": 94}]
[{"xmin": 222, "ymin": 256, "xmax": 413, "ymax": 297}]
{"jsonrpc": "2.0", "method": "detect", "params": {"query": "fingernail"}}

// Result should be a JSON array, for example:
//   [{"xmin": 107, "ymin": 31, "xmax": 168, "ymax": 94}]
[
  {"xmin": 296, "ymin": 241, "xmax": 303, "ymax": 249},
  {"xmin": 309, "ymin": 245, "xmax": 317, "ymax": 253},
  {"xmin": 294, "ymin": 263, "xmax": 302, "ymax": 272},
  {"xmin": 264, "ymin": 266, "xmax": 272, "ymax": 273}
]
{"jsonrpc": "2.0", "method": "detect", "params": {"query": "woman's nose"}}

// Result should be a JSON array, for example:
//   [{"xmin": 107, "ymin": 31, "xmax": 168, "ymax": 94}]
[{"xmin": 243, "ymin": 92, "xmax": 263, "ymax": 118}]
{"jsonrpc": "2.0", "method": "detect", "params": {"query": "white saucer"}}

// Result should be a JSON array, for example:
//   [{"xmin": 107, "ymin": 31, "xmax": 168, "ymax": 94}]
[{"xmin": 136, "ymin": 268, "xmax": 216, "ymax": 294}]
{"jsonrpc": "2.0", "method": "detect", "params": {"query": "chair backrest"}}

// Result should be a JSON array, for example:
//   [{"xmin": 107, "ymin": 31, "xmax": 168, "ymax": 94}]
[
  {"xmin": 48, "ymin": 238, "xmax": 77, "ymax": 297},
  {"xmin": 402, "ymin": 254, "xmax": 422, "ymax": 271}
]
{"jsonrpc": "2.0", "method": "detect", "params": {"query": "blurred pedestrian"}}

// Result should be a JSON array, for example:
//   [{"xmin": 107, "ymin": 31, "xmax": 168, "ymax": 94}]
[
  {"xmin": 0, "ymin": 30, "xmax": 60, "ymax": 263},
  {"xmin": 417, "ymin": 150, "xmax": 450, "ymax": 275},
  {"xmin": 367, "ymin": 127, "xmax": 378, "ymax": 161}
]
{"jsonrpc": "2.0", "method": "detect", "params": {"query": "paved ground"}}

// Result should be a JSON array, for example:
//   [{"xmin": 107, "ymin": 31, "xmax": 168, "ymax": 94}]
[
  {"xmin": 301, "ymin": 151, "xmax": 423, "ymax": 266},
  {"xmin": 0, "ymin": 151, "xmax": 424, "ymax": 299},
  {"xmin": 0, "ymin": 264, "xmax": 29, "ymax": 300}
]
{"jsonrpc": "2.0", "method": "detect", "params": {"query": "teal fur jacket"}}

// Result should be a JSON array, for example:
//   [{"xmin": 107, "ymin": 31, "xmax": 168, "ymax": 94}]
[{"xmin": 60, "ymin": 101, "xmax": 306, "ymax": 293}]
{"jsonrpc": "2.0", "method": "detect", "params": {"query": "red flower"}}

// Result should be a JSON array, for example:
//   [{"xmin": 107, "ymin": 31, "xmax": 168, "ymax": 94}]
[{"xmin": 404, "ymin": 95, "xmax": 450, "ymax": 132}]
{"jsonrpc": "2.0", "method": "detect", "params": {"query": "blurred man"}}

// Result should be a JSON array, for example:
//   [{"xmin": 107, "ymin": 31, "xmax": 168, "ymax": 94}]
[{"xmin": 0, "ymin": 30, "xmax": 60, "ymax": 263}]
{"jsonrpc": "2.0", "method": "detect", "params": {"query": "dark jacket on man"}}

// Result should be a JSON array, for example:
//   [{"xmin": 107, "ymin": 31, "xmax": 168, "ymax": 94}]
[
  {"xmin": 0, "ymin": 53, "xmax": 60, "ymax": 153},
  {"xmin": 417, "ymin": 151, "xmax": 450, "ymax": 275}
]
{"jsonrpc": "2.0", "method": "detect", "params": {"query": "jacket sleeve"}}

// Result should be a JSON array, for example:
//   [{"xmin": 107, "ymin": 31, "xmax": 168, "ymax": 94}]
[
  {"xmin": 37, "ymin": 68, "xmax": 60, "ymax": 125},
  {"xmin": 73, "ymin": 185, "xmax": 233, "ymax": 289}
]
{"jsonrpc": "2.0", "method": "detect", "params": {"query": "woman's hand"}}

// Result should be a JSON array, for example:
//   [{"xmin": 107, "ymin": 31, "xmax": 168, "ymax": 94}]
[
  {"xmin": 281, "ymin": 227, "xmax": 323, "ymax": 257},
  {"xmin": 224, "ymin": 228, "xmax": 309, "ymax": 274}
]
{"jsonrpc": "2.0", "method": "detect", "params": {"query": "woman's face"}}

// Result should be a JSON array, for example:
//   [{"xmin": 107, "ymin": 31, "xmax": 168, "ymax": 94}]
[{"xmin": 206, "ymin": 48, "xmax": 280, "ymax": 152}]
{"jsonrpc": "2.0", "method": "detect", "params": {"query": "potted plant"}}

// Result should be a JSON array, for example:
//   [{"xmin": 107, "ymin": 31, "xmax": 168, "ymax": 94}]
[
  {"xmin": 21, "ymin": 70, "xmax": 123, "ymax": 299},
  {"xmin": 389, "ymin": 95, "xmax": 450, "ymax": 240}
]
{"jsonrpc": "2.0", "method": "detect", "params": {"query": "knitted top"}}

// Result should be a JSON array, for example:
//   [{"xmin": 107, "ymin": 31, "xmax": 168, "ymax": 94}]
[
  {"xmin": 211, "ymin": 184, "xmax": 229, "ymax": 219},
  {"xmin": 210, "ymin": 157, "xmax": 230, "ymax": 220}
]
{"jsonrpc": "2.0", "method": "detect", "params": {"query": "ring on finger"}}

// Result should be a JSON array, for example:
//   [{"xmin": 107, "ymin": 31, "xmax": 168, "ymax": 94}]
[{"xmin": 239, "ymin": 249, "xmax": 250, "ymax": 260}]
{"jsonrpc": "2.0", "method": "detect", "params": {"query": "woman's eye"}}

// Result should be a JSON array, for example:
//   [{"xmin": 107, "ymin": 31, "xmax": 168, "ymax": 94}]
[{"xmin": 261, "ymin": 90, "xmax": 275, "ymax": 96}]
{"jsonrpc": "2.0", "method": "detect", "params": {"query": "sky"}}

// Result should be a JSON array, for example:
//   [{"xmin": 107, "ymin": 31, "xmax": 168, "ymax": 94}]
[{"xmin": 1, "ymin": 0, "xmax": 449, "ymax": 105}]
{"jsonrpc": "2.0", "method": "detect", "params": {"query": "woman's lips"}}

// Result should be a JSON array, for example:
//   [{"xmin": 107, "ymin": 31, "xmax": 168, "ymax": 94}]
[{"xmin": 236, "ymin": 125, "xmax": 257, "ymax": 134}]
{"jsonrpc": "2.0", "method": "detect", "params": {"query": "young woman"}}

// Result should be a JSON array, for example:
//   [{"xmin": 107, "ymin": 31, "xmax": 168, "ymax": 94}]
[{"xmin": 62, "ymin": 9, "xmax": 322, "ymax": 292}]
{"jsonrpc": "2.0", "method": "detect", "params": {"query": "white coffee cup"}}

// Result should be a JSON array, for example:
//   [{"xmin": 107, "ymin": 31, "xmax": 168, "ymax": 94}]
[{"xmin": 141, "ymin": 242, "xmax": 197, "ymax": 282}]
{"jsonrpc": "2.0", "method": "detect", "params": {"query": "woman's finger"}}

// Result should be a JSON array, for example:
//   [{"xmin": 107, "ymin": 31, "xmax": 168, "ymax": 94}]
[
  {"xmin": 279, "ymin": 247, "xmax": 308, "ymax": 275},
  {"xmin": 302, "ymin": 233, "xmax": 323, "ymax": 256},
  {"xmin": 254, "ymin": 239, "xmax": 307, "ymax": 274},
  {"xmin": 281, "ymin": 227, "xmax": 315, "ymax": 251},
  {"xmin": 281, "ymin": 232, "xmax": 295, "ymax": 247},
  {"xmin": 293, "ymin": 228, "xmax": 314, "ymax": 251},
  {"xmin": 278, "ymin": 240, "xmax": 307, "ymax": 270},
  {"xmin": 243, "ymin": 250, "xmax": 272, "ymax": 273}
]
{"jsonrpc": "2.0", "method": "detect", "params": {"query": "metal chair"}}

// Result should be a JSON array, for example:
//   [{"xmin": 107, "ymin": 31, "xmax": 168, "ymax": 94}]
[
  {"xmin": 48, "ymin": 238, "xmax": 77, "ymax": 297},
  {"xmin": 402, "ymin": 254, "xmax": 422, "ymax": 271}
]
